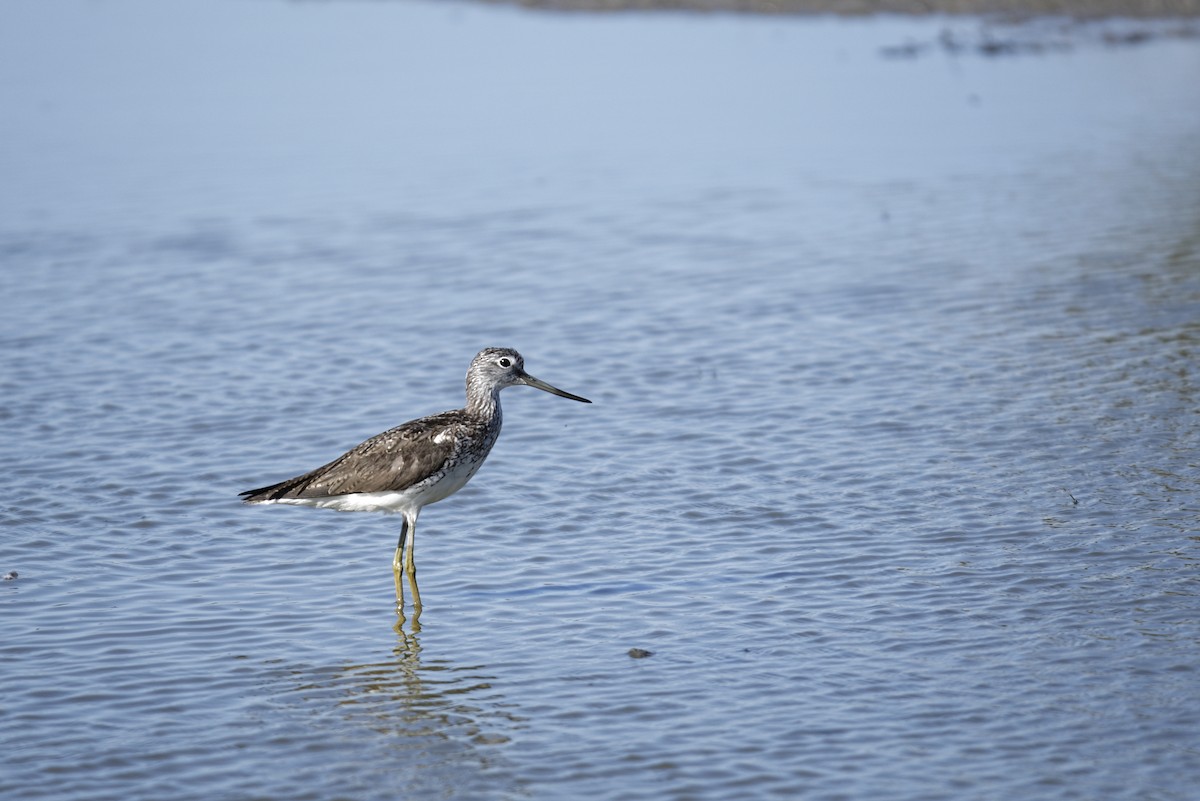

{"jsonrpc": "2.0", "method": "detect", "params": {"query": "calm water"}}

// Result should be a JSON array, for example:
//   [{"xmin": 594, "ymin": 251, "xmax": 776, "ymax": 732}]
[{"xmin": 3, "ymin": 1, "xmax": 1200, "ymax": 800}]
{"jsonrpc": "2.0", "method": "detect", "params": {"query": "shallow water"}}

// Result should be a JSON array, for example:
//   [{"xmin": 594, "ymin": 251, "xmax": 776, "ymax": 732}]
[{"xmin": 3, "ymin": 2, "xmax": 1200, "ymax": 800}]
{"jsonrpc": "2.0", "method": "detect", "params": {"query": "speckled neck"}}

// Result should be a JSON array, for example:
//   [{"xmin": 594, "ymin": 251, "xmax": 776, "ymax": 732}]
[{"xmin": 465, "ymin": 370, "xmax": 502, "ymax": 422}]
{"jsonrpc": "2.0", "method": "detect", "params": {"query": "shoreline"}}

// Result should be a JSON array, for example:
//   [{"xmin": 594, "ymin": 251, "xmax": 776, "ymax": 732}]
[
  {"xmin": 472, "ymin": 0, "xmax": 1200, "ymax": 17},
  {"xmin": 469, "ymin": 0, "xmax": 1200, "ymax": 55}
]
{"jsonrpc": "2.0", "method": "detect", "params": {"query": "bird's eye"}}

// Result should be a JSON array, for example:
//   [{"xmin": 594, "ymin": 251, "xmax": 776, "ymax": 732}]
[{"xmin": 498, "ymin": 357, "xmax": 512, "ymax": 368}]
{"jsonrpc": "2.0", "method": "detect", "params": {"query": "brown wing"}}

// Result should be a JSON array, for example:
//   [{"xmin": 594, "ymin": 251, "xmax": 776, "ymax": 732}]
[{"xmin": 240, "ymin": 411, "xmax": 460, "ymax": 502}]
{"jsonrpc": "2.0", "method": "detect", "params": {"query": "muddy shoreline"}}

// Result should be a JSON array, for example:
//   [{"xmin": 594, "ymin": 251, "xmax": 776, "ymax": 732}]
[
  {"xmin": 470, "ymin": 0, "xmax": 1200, "ymax": 55},
  {"xmin": 474, "ymin": 0, "xmax": 1200, "ymax": 17}
]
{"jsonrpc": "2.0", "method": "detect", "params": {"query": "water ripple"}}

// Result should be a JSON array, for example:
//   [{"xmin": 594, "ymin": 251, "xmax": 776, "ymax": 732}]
[{"xmin": 3, "ymin": 3, "xmax": 1200, "ymax": 800}]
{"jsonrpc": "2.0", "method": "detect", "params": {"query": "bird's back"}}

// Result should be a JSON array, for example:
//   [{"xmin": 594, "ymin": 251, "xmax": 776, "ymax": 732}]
[{"xmin": 239, "ymin": 409, "xmax": 496, "ymax": 504}]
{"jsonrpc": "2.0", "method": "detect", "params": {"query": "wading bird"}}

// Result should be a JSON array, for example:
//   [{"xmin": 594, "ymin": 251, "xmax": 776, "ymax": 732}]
[{"xmin": 240, "ymin": 347, "xmax": 590, "ymax": 615}]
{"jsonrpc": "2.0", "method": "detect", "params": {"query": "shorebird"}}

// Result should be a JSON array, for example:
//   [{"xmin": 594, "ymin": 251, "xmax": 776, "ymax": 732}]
[{"xmin": 240, "ymin": 347, "xmax": 591, "ymax": 613}]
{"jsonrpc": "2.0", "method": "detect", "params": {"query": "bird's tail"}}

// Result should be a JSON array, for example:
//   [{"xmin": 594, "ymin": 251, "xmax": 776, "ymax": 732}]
[{"xmin": 239, "ymin": 476, "xmax": 304, "ymax": 503}]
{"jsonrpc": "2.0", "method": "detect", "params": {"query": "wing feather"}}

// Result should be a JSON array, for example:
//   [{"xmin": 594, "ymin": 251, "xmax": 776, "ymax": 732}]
[{"xmin": 240, "ymin": 412, "xmax": 461, "ymax": 502}]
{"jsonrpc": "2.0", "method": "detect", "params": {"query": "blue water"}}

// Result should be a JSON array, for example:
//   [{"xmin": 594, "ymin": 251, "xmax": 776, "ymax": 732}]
[{"xmin": 2, "ymin": 2, "xmax": 1199, "ymax": 800}]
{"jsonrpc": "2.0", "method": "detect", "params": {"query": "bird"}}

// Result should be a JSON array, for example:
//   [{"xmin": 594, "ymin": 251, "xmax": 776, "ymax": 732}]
[{"xmin": 239, "ymin": 347, "xmax": 591, "ymax": 614}]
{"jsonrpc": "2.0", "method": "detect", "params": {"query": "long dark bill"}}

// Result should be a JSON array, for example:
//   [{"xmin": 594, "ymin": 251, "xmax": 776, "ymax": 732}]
[{"xmin": 521, "ymin": 373, "xmax": 592, "ymax": 403}]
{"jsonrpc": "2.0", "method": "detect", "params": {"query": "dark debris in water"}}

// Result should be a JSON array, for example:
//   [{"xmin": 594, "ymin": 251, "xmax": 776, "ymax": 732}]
[
  {"xmin": 628, "ymin": 648, "xmax": 654, "ymax": 659},
  {"xmin": 880, "ymin": 18, "xmax": 1199, "ymax": 58}
]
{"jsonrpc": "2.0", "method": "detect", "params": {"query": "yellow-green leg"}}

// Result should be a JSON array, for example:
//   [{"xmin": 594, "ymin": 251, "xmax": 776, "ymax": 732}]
[{"xmin": 392, "ymin": 514, "xmax": 422, "ymax": 615}]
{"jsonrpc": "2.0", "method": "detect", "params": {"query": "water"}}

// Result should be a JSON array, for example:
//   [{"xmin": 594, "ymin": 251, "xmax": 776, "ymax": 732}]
[{"xmin": 3, "ymin": 1, "xmax": 1200, "ymax": 799}]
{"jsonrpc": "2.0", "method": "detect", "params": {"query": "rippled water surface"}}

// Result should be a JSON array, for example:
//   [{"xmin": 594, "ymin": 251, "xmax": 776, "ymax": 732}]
[{"xmin": 3, "ymin": 2, "xmax": 1200, "ymax": 799}]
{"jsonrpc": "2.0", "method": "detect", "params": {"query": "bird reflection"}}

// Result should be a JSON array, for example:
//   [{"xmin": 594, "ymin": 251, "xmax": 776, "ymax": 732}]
[
  {"xmin": 395, "ymin": 586, "xmax": 422, "ymax": 633},
  {"xmin": 290, "ymin": 625, "xmax": 520, "ymax": 754}
]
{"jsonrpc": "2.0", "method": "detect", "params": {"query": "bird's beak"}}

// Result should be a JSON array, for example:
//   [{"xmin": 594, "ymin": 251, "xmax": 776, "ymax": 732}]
[{"xmin": 519, "ymin": 372, "xmax": 592, "ymax": 403}]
